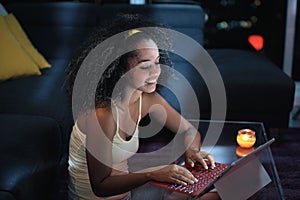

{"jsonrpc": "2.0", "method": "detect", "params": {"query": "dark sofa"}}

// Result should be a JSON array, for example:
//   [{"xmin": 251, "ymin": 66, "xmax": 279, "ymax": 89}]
[{"xmin": 0, "ymin": 2, "xmax": 295, "ymax": 200}]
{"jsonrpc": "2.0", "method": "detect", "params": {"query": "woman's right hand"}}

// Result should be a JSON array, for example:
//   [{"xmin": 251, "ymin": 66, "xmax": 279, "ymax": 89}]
[{"xmin": 148, "ymin": 164, "xmax": 198, "ymax": 186}]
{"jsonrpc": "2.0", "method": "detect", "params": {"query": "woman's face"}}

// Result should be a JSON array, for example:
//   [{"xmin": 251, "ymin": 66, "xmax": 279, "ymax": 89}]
[{"xmin": 127, "ymin": 39, "xmax": 161, "ymax": 93}]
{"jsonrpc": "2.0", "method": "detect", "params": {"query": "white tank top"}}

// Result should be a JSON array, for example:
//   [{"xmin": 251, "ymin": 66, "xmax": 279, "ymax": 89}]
[{"xmin": 111, "ymin": 95, "xmax": 142, "ymax": 163}]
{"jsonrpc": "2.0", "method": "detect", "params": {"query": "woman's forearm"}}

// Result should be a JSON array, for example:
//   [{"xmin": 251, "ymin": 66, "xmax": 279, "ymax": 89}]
[
  {"xmin": 183, "ymin": 127, "xmax": 201, "ymax": 151},
  {"xmin": 92, "ymin": 171, "xmax": 151, "ymax": 197}
]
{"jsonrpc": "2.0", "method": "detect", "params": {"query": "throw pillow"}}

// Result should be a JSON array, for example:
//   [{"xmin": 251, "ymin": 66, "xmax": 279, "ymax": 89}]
[
  {"xmin": 0, "ymin": 15, "xmax": 41, "ymax": 81},
  {"xmin": 5, "ymin": 14, "xmax": 51, "ymax": 69}
]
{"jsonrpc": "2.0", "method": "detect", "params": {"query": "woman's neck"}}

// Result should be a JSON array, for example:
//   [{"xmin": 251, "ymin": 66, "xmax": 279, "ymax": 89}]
[{"xmin": 117, "ymin": 88, "xmax": 142, "ymax": 108}]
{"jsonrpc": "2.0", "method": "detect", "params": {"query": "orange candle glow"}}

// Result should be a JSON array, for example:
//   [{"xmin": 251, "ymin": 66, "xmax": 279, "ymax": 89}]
[
  {"xmin": 236, "ymin": 146, "xmax": 254, "ymax": 157},
  {"xmin": 236, "ymin": 129, "xmax": 256, "ymax": 148}
]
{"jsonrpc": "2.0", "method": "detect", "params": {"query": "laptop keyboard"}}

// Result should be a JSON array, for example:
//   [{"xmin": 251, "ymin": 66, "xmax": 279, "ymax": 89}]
[{"xmin": 150, "ymin": 161, "xmax": 229, "ymax": 197}]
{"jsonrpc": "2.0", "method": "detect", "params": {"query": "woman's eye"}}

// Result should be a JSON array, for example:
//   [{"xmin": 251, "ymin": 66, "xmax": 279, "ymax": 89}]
[{"xmin": 139, "ymin": 65, "xmax": 151, "ymax": 70}]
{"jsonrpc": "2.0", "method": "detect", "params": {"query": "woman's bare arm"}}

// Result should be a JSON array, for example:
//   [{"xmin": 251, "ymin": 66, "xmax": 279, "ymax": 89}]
[
  {"xmin": 142, "ymin": 92, "xmax": 198, "ymax": 140},
  {"xmin": 143, "ymin": 92, "xmax": 215, "ymax": 168}
]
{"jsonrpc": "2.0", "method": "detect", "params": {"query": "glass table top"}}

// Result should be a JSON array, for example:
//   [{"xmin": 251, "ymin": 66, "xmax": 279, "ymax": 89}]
[
  {"xmin": 186, "ymin": 120, "xmax": 285, "ymax": 200},
  {"xmin": 130, "ymin": 120, "xmax": 285, "ymax": 200}
]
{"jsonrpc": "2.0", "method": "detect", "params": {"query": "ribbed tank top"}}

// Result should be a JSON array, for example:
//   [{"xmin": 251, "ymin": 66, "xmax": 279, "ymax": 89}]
[{"xmin": 68, "ymin": 95, "xmax": 142, "ymax": 200}]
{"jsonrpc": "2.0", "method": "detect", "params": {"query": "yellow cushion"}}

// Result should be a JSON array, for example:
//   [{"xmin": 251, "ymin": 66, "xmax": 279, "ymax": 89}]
[
  {"xmin": 5, "ymin": 14, "xmax": 51, "ymax": 69},
  {"xmin": 0, "ymin": 15, "xmax": 41, "ymax": 81}
]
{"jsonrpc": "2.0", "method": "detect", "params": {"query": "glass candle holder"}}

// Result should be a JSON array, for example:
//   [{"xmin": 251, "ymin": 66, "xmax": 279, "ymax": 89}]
[
  {"xmin": 236, "ymin": 146, "xmax": 254, "ymax": 157},
  {"xmin": 236, "ymin": 129, "xmax": 256, "ymax": 148}
]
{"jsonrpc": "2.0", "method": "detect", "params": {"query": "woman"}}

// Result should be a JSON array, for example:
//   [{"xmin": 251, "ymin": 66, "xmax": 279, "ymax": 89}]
[{"xmin": 65, "ymin": 14, "xmax": 217, "ymax": 200}]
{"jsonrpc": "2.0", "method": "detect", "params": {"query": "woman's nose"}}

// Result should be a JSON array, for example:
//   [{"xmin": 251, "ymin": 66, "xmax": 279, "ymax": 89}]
[{"xmin": 149, "ymin": 63, "xmax": 160, "ymax": 75}]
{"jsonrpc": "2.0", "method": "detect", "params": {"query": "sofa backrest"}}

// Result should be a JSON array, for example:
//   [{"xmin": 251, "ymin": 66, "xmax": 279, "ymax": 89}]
[{"xmin": 5, "ymin": 2, "xmax": 206, "ymax": 60}]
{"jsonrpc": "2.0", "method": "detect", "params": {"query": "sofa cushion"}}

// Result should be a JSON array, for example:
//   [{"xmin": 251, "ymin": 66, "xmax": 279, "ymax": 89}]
[
  {"xmin": 0, "ymin": 193, "xmax": 15, "ymax": 200},
  {"xmin": 0, "ymin": 15, "xmax": 41, "ymax": 81},
  {"xmin": 0, "ymin": 58, "xmax": 73, "ymax": 143},
  {"xmin": 4, "ymin": 13, "xmax": 51, "ymax": 69},
  {"xmin": 207, "ymin": 49, "xmax": 295, "ymax": 112},
  {"xmin": 0, "ymin": 114, "xmax": 62, "ymax": 200},
  {"xmin": 207, "ymin": 49, "xmax": 295, "ymax": 127}
]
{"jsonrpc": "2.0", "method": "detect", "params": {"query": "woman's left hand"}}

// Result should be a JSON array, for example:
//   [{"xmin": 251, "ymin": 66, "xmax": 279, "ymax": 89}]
[{"xmin": 185, "ymin": 149, "xmax": 215, "ymax": 169}]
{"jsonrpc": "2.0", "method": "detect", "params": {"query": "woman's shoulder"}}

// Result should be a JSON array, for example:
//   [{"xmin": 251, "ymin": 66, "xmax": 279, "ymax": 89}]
[
  {"xmin": 95, "ymin": 106, "xmax": 113, "ymax": 119},
  {"xmin": 142, "ymin": 92, "xmax": 167, "ymax": 104},
  {"xmin": 77, "ymin": 107, "xmax": 116, "ymax": 140}
]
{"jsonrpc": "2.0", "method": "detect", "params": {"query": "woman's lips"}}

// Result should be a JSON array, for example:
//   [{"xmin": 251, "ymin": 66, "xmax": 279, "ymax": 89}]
[{"xmin": 145, "ymin": 79, "xmax": 157, "ymax": 86}]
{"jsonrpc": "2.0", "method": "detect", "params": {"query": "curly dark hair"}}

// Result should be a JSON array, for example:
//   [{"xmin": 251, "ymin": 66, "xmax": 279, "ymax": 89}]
[{"xmin": 65, "ymin": 14, "xmax": 174, "ymax": 117}]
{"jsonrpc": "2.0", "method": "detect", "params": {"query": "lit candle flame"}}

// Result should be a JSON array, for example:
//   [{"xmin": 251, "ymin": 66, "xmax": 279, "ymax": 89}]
[{"xmin": 237, "ymin": 129, "xmax": 256, "ymax": 148}]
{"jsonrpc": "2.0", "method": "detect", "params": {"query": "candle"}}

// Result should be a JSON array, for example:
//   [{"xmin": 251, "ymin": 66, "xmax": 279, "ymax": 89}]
[
  {"xmin": 236, "ymin": 146, "xmax": 254, "ymax": 157},
  {"xmin": 236, "ymin": 129, "xmax": 256, "ymax": 148}
]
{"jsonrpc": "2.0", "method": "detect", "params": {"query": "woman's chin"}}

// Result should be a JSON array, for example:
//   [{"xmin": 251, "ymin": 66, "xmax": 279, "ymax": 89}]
[{"xmin": 140, "ymin": 84, "xmax": 157, "ymax": 93}]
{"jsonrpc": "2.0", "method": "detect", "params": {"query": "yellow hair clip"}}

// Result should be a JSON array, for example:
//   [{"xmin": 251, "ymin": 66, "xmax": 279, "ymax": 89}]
[{"xmin": 125, "ymin": 29, "xmax": 142, "ymax": 39}]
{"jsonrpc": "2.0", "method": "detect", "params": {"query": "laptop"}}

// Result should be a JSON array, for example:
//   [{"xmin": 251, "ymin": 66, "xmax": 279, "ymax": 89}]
[{"xmin": 149, "ymin": 138, "xmax": 275, "ymax": 197}]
